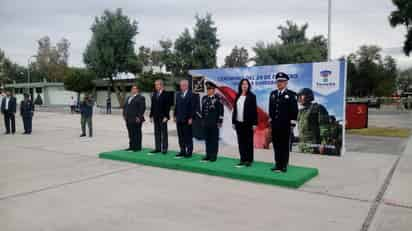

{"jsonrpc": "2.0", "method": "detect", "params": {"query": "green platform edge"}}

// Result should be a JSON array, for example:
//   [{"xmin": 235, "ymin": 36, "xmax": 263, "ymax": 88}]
[{"xmin": 98, "ymin": 148, "xmax": 318, "ymax": 188}]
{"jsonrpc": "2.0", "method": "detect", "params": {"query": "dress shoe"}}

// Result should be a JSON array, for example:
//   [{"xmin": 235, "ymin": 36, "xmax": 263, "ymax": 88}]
[
  {"xmin": 175, "ymin": 153, "xmax": 185, "ymax": 158},
  {"xmin": 201, "ymin": 157, "xmax": 210, "ymax": 162},
  {"xmin": 150, "ymin": 150, "xmax": 161, "ymax": 153},
  {"xmin": 245, "ymin": 162, "xmax": 252, "ymax": 167},
  {"xmin": 80, "ymin": 134, "xmax": 86, "ymax": 137}
]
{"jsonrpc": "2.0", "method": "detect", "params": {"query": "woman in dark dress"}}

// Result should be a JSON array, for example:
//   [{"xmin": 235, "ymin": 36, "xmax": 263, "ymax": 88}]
[{"xmin": 232, "ymin": 79, "xmax": 258, "ymax": 167}]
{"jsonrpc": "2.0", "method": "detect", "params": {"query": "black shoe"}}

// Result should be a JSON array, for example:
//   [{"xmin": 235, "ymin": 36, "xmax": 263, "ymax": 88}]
[
  {"xmin": 5, "ymin": 132, "xmax": 10, "ymax": 135},
  {"xmin": 150, "ymin": 150, "xmax": 161, "ymax": 153},
  {"xmin": 124, "ymin": 148, "xmax": 132, "ymax": 151},
  {"xmin": 245, "ymin": 162, "xmax": 252, "ymax": 167},
  {"xmin": 161, "ymin": 151, "xmax": 167, "ymax": 154},
  {"xmin": 271, "ymin": 166, "xmax": 281, "ymax": 172},
  {"xmin": 236, "ymin": 162, "xmax": 245, "ymax": 168},
  {"xmin": 133, "ymin": 149, "xmax": 142, "ymax": 152},
  {"xmin": 184, "ymin": 154, "xmax": 192, "ymax": 158},
  {"xmin": 281, "ymin": 168, "xmax": 287, "ymax": 173},
  {"xmin": 22, "ymin": 132, "xmax": 28, "ymax": 135},
  {"xmin": 80, "ymin": 134, "xmax": 86, "ymax": 137},
  {"xmin": 175, "ymin": 153, "xmax": 185, "ymax": 158},
  {"xmin": 201, "ymin": 157, "xmax": 210, "ymax": 161},
  {"xmin": 209, "ymin": 158, "xmax": 217, "ymax": 162}
]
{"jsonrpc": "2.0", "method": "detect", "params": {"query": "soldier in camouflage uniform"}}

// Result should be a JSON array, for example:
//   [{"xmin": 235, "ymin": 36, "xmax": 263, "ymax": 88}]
[
  {"xmin": 297, "ymin": 88, "xmax": 330, "ymax": 154},
  {"xmin": 326, "ymin": 115, "xmax": 343, "ymax": 156}
]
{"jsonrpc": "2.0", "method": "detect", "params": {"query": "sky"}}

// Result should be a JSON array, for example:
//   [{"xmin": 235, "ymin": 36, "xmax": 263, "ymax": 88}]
[{"xmin": 0, "ymin": 0, "xmax": 411, "ymax": 69}]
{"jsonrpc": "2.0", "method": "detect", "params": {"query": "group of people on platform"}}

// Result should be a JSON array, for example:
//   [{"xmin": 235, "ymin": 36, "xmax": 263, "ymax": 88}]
[
  {"xmin": 1, "ymin": 91, "xmax": 34, "ymax": 135},
  {"xmin": 123, "ymin": 72, "xmax": 297, "ymax": 173}
]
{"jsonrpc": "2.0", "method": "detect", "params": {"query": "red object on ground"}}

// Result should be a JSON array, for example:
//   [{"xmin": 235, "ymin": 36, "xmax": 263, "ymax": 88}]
[{"xmin": 346, "ymin": 102, "xmax": 368, "ymax": 129}]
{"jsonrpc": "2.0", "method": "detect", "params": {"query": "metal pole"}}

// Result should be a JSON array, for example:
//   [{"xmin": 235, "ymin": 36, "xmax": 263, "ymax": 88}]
[
  {"xmin": 27, "ymin": 57, "xmax": 31, "ymax": 94},
  {"xmin": 327, "ymin": 0, "xmax": 332, "ymax": 61}
]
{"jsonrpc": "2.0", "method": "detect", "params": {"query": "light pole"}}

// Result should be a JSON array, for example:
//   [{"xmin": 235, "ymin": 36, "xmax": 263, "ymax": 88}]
[
  {"xmin": 327, "ymin": 0, "xmax": 332, "ymax": 61},
  {"xmin": 27, "ymin": 55, "xmax": 37, "ymax": 95}
]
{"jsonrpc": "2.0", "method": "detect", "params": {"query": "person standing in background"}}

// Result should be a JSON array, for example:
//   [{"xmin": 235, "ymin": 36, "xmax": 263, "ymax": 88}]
[
  {"xmin": 20, "ymin": 93, "xmax": 34, "ymax": 135},
  {"xmin": 69, "ymin": 96, "xmax": 77, "ymax": 114},
  {"xmin": 1, "ymin": 90, "xmax": 17, "ymax": 135},
  {"xmin": 80, "ymin": 95, "xmax": 94, "ymax": 137},
  {"xmin": 106, "ymin": 96, "xmax": 112, "ymax": 114},
  {"xmin": 123, "ymin": 85, "xmax": 146, "ymax": 152},
  {"xmin": 232, "ymin": 79, "xmax": 258, "ymax": 167},
  {"xmin": 174, "ymin": 79, "xmax": 196, "ymax": 158},
  {"xmin": 268, "ymin": 72, "xmax": 298, "ymax": 173},
  {"xmin": 149, "ymin": 80, "xmax": 172, "ymax": 154}
]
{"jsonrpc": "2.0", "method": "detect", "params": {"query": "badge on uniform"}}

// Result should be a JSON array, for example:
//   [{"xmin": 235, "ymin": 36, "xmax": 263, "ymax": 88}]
[{"xmin": 284, "ymin": 95, "xmax": 289, "ymax": 99}]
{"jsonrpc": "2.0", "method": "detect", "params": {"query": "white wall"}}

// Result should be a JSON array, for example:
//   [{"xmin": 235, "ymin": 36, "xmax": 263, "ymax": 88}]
[{"xmin": 47, "ymin": 86, "xmax": 77, "ymax": 106}]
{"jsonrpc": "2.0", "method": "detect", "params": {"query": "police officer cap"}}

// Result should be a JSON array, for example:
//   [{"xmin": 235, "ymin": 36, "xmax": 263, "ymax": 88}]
[
  {"xmin": 298, "ymin": 88, "xmax": 314, "ymax": 102},
  {"xmin": 205, "ymin": 81, "xmax": 217, "ymax": 89},
  {"xmin": 275, "ymin": 72, "xmax": 289, "ymax": 81}
]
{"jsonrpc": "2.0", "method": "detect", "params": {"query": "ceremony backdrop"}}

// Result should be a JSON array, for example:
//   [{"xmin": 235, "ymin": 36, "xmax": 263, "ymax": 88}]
[{"xmin": 189, "ymin": 60, "xmax": 347, "ymax": 156}]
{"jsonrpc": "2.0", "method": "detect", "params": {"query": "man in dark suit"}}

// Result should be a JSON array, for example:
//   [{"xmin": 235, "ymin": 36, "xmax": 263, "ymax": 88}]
[
  {"xmin": 269, "ymin": 72, "xmax": 298, "ymax": 173},
  {"xmin": 149, "ymin": 80, "xmax": 172, "ymax": 154},
  {"xmin": 20, "ymin": 93, "xmax": 34, "ymax": 135},
  {"xmin": 174, "ymin": 79, "xmax": 196, "ymax": 158},
  {"xmin": 201, "ymin": 81, "xmax": 224, "ymax": 162},
  {"xmin": 123, "ymin": 85, "xmax": 146, "ymax": 152},
  {"xmin": 1, "ymin": 90, "xmax": 17, "ymax": 134}
]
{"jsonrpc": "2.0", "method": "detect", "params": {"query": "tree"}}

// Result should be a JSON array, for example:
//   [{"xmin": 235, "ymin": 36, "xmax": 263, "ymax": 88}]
[
  {"xmin": 159, "ymin": 13, "xmax": 219, "ymax": 78},
  {"xmin": 224, "ymin": 46, "xmax": 249, "ymax": 67},
  {"xmin": 64, "ymin": 67, "xmax": 96, "ymax": 101},
  {"xmin": 347, "ymin": 45, "xmax": 398, "ymax": 97},
  {"xmin": 35, "ymin": 36, "xmax": 70, "ymax": 82},
  {"xmin": 136, "ymin": 71, "xmax": 168, "ymax": 92},
  {"xmin": 389, "ymin": 0, "xmax": 412, "ymax": 56},
  {"xmin": 83, "ymin": 8, "xmax": 139, "ymax": 107},
  {"xmin": 253, "ymin": 21, "xmax": 327, "ymax": 65},
  {"xmin": 397, "ymin": 68, "xmax": 412, "ymax": 92}
]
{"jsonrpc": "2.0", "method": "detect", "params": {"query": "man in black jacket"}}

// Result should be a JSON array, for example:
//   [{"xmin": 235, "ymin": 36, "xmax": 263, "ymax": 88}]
[
  {"xmin": 268, "ymin": 72, "xmax": 298, "ymax": 173},
  {"xmin": 123, "ymin": 85, "xmax": 146, "ymax": 152},
  {"xmin": 149, "ymin": 80, "xmax": 172, "ymax": 154},
  {"xmin": 174, "ymin": 79, "xmax": 196, "ymax": 158},
  {"xmin": 1, "ymin": 90, "xmax": 17, "ymax": 134},
  {"xmin": 80, "ymin": 95, "xmax": 94, "ymax": 137},
  {"xmin": 20, "ymin": 93, "xmax": 34, "ymax": 135}
]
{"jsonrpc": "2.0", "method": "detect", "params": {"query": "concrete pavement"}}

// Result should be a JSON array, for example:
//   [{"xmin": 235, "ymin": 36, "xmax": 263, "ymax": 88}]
[{"xmin": 0, "ymin": 111, "xmax": 411, "ymax": 230}]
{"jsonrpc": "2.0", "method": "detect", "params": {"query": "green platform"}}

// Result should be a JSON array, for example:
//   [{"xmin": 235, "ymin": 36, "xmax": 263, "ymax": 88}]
[{"xmin": 99, "ymin": 149, "xmax": 318, "ymax": 188}]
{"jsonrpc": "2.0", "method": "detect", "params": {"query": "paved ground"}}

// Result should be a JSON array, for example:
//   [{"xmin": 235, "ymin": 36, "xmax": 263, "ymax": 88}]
[{"xmin": 1, "ymin": 110, "xmax": 411, "ymax": 231}]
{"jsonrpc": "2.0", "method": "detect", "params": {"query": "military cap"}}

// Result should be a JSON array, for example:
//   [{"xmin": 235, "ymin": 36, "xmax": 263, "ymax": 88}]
[
  {"xmin": 205, "ymin": 81, "xmax": 217, "ymax": 89},
  {"xmin": 275, "ymin": 72, "xmax": 289, "ymax": 81}
]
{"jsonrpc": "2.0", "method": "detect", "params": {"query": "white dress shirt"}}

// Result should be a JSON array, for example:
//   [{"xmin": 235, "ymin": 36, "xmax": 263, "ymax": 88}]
[
  {"xmin": 236, "ymin": 95, "xmax": 246, "ymax": 122},
  {"xmin": 5, "ymin": 97, "xmax": 10, "ymax": 110}
]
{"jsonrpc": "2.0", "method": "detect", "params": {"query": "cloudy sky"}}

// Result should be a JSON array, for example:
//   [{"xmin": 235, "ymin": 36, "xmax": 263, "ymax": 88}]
[{"xmin": 0, "ymin": 0, "xmax": 411, "ymax": 69}]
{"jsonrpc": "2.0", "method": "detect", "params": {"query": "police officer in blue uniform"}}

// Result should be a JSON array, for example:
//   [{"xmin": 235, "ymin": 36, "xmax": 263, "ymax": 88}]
[
  {"xmin": 201, "ymin": 82, "xmax": 224, "ymax": 162},
  {"xmin": 20, "ymin": 93, "xmax": 34, "ymax": 134},
  {"xmin": 269, "ymin": 72, "xmax": 298, "ymax": 173}
]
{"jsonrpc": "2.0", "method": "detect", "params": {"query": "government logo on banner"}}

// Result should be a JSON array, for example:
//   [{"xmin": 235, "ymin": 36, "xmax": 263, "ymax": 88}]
[{"xmin": 312, "ymin": 61, "xmax": 340, "ymax": 96}]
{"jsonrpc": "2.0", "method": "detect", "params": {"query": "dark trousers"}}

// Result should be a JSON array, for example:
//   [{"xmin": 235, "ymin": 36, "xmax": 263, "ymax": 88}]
[
  {"xmin": 4, "ymin": 112, "xmax": 15, "ymax": 134},
  {"xmin": 81, "ymin": 116, "xmax": 93, "ymax": 136},
  {"xmin": 204, "ymin": 125, "xmax": 219, "ymax": 160},
  {"xmin": 235, "ymin": 122, "xmax": 254, "ymax": 163},
  {"xmin": 177, "ymin": 121, "xmax": 193, "ymax": 156},
  {"xmin": 127, "ymin": 122, "xmax": 142, "ymax": 151},
  {"xmin": 106, "ymin": 104, "xmax": 111, "ymax": 114},
  {"xmin": 70, "ymin": 106, "xmax": 75, "ymax": 113},
  {"xmin": 153, "ymin": 117, "xmax": 168, "ymax": 152},
  {"xmin": 22, "ymin": 116, "xmax": 32, "ymax": 133},
  {"xmin": 272, "ymin": 126, "xmax": 291, "ymax": 170}
]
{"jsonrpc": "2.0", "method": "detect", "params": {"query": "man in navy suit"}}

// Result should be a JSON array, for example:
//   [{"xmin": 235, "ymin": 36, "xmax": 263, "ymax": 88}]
[
  {"xmin": 123, "ymin": 85, "xmax": 146, "ymax": 152},
  {"xmin": 1, "ymin": 90, "xmax": 17, "ymax": 134},
  {"xmin": 174, "ymin": 79, "xmax": 196, "ymax": 158}
]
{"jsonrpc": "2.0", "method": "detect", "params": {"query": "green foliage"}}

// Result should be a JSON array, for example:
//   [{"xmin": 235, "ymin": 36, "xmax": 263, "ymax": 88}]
[
  {"xmin": 389, "ymin": 0, "xmax": 412, "ymax": 56},
  {"xmin": 347, "ymin": 45, "xmax": 398, "ymax": 97},
  {"xmin": 224, "ymin": 46, "xmax": 249, "ymax": 67},
  {"xmin": 136, "ymin": 71, "xmax": 169, "ymax": 92},
  {"xmin": 159, "ymin": 13, "xmax": 219, "ymax": 77},
  {"xmin": 64, "ymin": 68, "xmax": 96, "ymax": 93},
  {"xmin": 83, "ymin": 8, "xmax": 140, "ymax": 106},
  {"xmin": 253, "ymin": 20, "xmax": 327, "ymax": 65},
  {"xmin": 35, "ymin": 36, "xmax": 70, "ymax": 82},
  {"xmin": 397, "ymin": 68, "xmax": 412, "ymax": 92}
]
